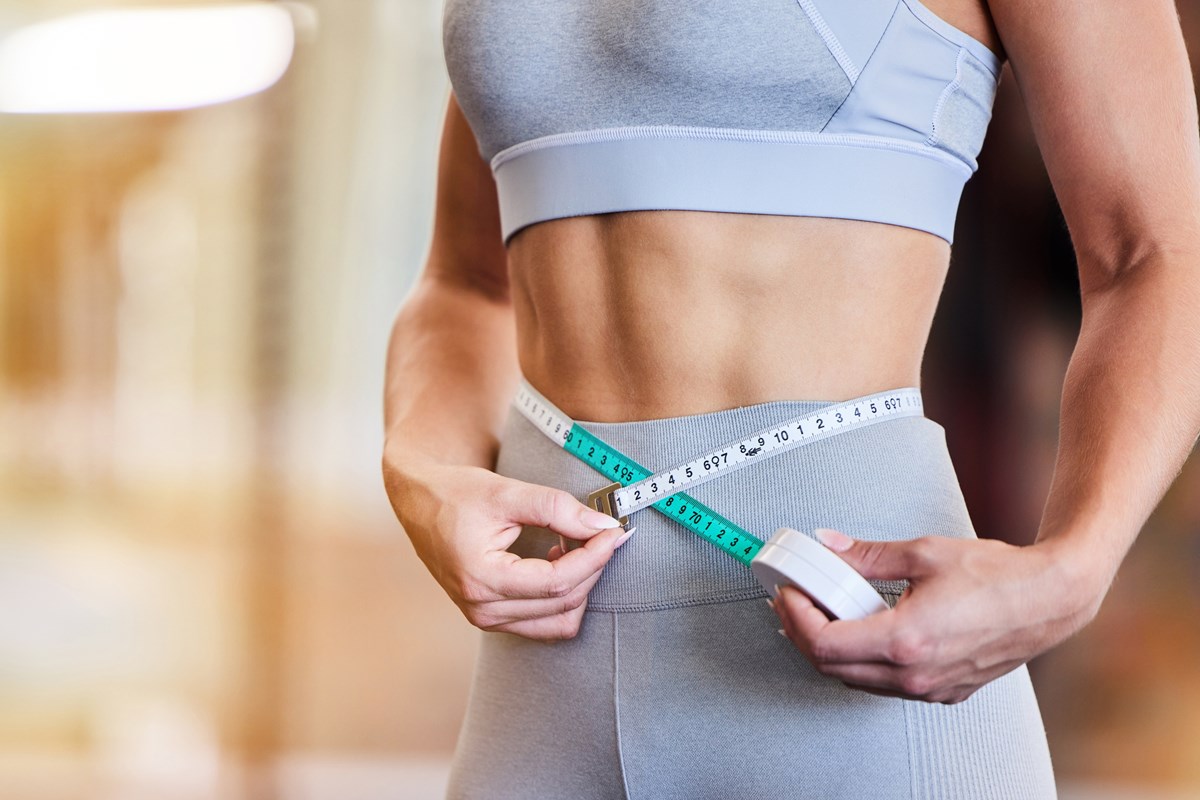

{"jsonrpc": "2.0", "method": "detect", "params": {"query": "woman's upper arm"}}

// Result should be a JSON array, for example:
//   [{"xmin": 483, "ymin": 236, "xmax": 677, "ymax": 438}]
[
  {"xmin": 987, "ymin": 0, "xmax": 1200, "ymax": 293},
  {"xmin": 424, "ymin": 90, "xmax": 509, "ymax": 301}
]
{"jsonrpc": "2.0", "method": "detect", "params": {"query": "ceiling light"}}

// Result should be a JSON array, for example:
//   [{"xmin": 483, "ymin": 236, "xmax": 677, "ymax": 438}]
[{"xmin": 0, "ymin": 3, "xmax": 296, "ymax": 114}]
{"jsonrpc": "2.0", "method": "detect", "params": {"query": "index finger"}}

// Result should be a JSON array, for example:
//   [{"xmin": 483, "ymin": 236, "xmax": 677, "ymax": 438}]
[
  {"xmin": 491, "ymin": 524, "xmax": 630, "ymax": 600},
  {"xmin": 776, "ymin": 585, "xmax": 896, "ymax": 663}
]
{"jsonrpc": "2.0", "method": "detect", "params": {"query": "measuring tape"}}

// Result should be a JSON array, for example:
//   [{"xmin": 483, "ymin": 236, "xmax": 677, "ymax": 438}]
[{"xmin": 514, "ymin": 378, "xmax": 925, "ymax": 567}]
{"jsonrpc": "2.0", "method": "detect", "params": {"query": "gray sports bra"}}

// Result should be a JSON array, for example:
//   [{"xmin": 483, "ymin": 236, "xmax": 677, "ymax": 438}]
[{"xmin": 442, "ymin": 0, "xmax": 1003, "ymax": 246}]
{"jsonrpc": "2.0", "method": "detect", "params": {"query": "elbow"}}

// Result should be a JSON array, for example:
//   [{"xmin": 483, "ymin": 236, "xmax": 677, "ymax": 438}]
[{"xmin": 1073, "ymin": 212, "xmax": 1200, "ymax": 298}]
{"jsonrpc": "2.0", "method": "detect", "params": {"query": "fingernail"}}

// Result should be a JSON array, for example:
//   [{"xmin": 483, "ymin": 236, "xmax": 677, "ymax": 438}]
[
  {"xmin": 776, "ymin": 628, "xmax": 788, "ymax": 638},
  {"xmin": 814, "ymin": 527, "xmax": 853, "ymax": 552},
  {"xmin": 765, "ymin": 598, "xmax": 775, "ymax": 610},
  {"xmin": 581, "ymin": 507, "xmax": 623, "ymax": 530},
  {"xmin": 614, "ymin": 527, "xmax": 636, "ymax": 547}
]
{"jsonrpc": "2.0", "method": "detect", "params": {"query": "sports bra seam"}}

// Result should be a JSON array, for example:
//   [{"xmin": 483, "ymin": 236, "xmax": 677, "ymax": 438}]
[
  {"xmin": 900, "ymin": 0, "xmax": 1002, "ymax": 78},
  {"xmin": 817, "ymin": 0, "xmax": 901, "ymax": 133},
  {"xmin": 794, "ymin": 0, "xmax": 860, "ymax": 84},
  {"xmin": 926, "ymin": 46, "xmax": 966, "ymax": 148},
  {"xmin": 958, "ymin": 45, "xmax": 1002, "ymax": 82},
  {"xmin": 490, "ymin": 124, "xmax": 970, "ymax": 175}
]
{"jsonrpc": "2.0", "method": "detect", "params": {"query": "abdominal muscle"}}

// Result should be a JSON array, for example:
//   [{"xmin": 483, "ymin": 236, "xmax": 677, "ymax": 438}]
[{"xmin": 507, "ymin": 210, "xmax": 953, "ymax": 423}]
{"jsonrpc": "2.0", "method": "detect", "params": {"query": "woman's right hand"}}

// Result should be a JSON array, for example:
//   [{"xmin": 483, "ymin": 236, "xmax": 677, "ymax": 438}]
[{"xmin": 384, "ymin": 460, "xmax": 633, "ymax": 641}]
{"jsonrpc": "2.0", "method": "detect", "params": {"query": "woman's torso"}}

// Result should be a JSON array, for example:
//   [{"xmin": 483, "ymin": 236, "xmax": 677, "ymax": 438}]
[
  {"xmin": 452, "ymin": 0, "xmax": 1003, "ymax": 422},
  {"xmin": 509, "ymin": 211, "xmax": 952, "ymax": 421}
]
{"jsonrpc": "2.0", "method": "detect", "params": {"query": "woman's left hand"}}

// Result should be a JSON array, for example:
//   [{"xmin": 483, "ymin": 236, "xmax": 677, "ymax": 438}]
[{"xmin": 771, "ymin": 527, "xmax": 1107, "ymax": 704}]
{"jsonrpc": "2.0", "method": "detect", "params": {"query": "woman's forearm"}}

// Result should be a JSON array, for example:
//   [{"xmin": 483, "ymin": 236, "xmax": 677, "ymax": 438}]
[
  {"xmin": 380, "ymin": 268, "xmax": 632, "ymax": 638},
  {"xmin": 382, "ymin": 272, "xmax": 519, "ymax": 478},
  {"xmin": 772, "ymin": 245, "xmax": 1200, "ymax": 703},
  {"xmin": 1034, "ymin": 247, "xmax": 1200, "ymax": 603}
]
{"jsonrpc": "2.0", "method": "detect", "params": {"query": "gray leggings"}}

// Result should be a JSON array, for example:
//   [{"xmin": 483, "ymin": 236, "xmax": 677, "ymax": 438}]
[{"xmin": 446, "ymin": 391, "xmax": 1058, "ymax": 799}]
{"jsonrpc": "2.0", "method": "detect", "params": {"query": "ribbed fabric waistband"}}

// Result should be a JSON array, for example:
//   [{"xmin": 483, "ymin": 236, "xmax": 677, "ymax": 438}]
[
  {"xmin": 496, "ymin": 380, "xmax": 977, "ymax": 612},
  {"xmin": 491, "ymin": 127, "xmax": 970, "ymax": 246}
]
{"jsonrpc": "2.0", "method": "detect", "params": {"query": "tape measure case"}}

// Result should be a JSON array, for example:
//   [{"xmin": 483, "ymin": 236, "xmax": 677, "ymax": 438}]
[{"xmin": 751, "ymin": 527, "xmax": 890, "ymax": 620}]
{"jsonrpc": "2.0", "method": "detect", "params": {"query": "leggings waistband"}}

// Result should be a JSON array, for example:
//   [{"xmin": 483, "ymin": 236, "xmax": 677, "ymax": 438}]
[{"xmin": 496, "ymin": 378, "xmax": 976, "ymax": 612}]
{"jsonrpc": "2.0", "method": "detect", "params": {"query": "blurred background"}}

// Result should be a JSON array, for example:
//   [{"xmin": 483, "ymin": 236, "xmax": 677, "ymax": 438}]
[{"xmin": 0, "ymin": 1, "xmax": 1197, "ymax": 798}]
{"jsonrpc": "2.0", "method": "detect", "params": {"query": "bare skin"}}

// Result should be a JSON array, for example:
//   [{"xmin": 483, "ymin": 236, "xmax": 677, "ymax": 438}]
[
  {"xmin": 511, "ymin": 211, "xmax": 949, "ymax": 420},
  {"xmin": 384, "ymin": 0, "xmax": 1200, "ymax": 703}
]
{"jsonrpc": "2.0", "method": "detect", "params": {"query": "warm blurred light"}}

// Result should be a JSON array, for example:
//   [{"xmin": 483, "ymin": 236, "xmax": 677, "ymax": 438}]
[{"xmin": 0, "ymin": 3, "xmax": 295, "ymax": 113}]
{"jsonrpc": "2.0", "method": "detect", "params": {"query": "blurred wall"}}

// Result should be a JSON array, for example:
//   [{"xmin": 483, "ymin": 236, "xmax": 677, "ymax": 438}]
[
  {"xmin": 0, "ymin": 1, "xmax": 474, "ymax": 798},
  {"xmin": 0, "ymin": 1, "xmax": 1198, "ymax": 799}
]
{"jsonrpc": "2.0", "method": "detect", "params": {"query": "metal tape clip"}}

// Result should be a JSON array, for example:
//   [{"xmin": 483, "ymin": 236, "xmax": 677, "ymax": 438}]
[{"xmin": 586, "ymin": 481, "xmax": 631, "ymax": 530}]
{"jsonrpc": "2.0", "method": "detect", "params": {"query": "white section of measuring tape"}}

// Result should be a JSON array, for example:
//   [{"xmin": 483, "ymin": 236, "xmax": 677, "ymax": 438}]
[
  {"xmin": 513, "ymin": 378, "xmax": 577, "ymax": 448},
  {"xmin": 513, "ymin": 378, "xmax": 925, "ymax": 516}
]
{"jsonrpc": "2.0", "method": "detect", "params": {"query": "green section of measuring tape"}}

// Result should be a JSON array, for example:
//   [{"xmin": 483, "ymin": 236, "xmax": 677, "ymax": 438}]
[{"xmin": 564, "ymin": 423, "xmax": 763, "ymax": 566}]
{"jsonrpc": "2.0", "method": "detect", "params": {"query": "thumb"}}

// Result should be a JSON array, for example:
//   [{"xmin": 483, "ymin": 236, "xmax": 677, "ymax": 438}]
[
  {"xmin": 496, "ymin": 481, "xmax": 625, "ymax": 543},
  {"xmin": 813, "ymin": 528, "xmax": 926, "ymax": 581}
]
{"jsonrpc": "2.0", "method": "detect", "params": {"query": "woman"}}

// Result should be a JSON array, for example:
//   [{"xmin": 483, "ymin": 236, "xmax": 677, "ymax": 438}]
[{"xmin": 383, "ymin": 0, "xmax": 1200, "ymax": 797}]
